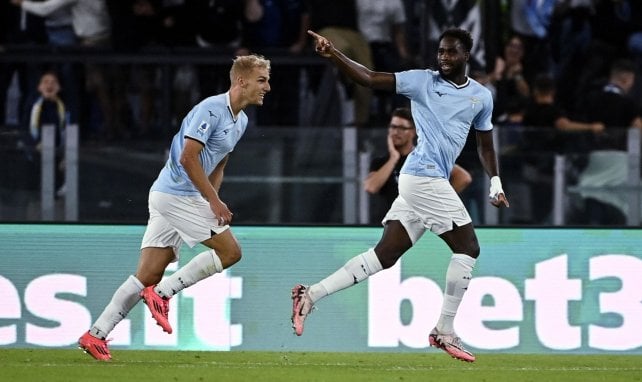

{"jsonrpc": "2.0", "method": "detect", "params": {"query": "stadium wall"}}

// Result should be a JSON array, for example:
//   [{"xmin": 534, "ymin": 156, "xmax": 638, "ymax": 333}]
[{"xmin": 1, "ymin": 224, "xmax": 641, "ymax": 354}]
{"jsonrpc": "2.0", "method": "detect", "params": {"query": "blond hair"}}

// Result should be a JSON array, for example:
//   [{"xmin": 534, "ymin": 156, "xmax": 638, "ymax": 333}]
[{"xmin": 229, "ymin": 54, "xmax": 271, "ymax": 83}]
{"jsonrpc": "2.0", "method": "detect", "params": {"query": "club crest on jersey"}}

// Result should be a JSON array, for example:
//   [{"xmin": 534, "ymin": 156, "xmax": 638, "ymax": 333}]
[
  {"xmin": 198, "ymin": 120, "xmax": 210, "ymax": 135},
  {"xmin": 470, "ymin": 97, "xmax": 481, "ymax": 110}
]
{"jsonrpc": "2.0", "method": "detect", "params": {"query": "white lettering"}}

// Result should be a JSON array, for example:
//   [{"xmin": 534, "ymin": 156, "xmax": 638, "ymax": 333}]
[
  {"xmin": 368, "ymin": 263, "xmax": 442, "ymax": 348},
  {"xmin": 525, "ymin": 255, "xmax": 582, "ymax": 350},
  {"xmin": 456, "ymin": 277, "xmax": 523, "ymax": 349},
  {"xmin": 24, "ymin": 274, "xmax": 91, "ymax": 346},
  {"xmin": 182, "ymin": 270, "xmax": 243, "ymax": 350},
  {"xmin": 589, "ymin": 255, "xmax": 642, "ymax": 350},
  {"xmin": 0, "ymin": 276, "xmax": 21, "ymax": 345}
]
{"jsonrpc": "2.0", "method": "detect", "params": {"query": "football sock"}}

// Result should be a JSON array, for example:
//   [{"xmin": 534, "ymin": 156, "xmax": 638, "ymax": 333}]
[
  {"xmin": 155, "ymin": 249, "xmax": 223, "ymax": 299},
  {"xmin": 308, "ymin": 248, "xmax": 383, "ymax": 303},
  {"xmin": 436, "ymin": 253, "xmax": 476, "ymax": 334},
  {"xmin": 90, "ymin": 275, "xmax": 144, "ymax": 338}
]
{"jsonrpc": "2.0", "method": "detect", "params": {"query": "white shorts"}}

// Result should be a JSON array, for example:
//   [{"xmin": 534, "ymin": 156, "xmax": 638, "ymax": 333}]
[
  {"xmin": 140, "ymin": 191, "xmax": 230, "ymax": 261},
  {"xmin": 382, "ymin": 174, "xmax": 472, "ymax": 243}
]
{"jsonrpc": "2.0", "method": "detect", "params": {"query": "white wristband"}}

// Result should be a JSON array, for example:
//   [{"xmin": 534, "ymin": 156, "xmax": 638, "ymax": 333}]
[{"xmin": 489, "ymin": 176, "xmax": 503, "ymax": 200}]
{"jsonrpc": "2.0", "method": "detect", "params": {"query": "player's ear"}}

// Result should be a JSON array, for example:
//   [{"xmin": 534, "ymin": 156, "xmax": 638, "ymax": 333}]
[{"xmin": 236, "ymin": 75, "xmax": 247, "ymax": 88}]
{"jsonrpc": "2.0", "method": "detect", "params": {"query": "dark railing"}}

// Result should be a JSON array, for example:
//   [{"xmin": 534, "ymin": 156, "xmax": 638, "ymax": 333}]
[{"xmin": 1, "ymin": 48, "xmax": 640, "ymax": 226}]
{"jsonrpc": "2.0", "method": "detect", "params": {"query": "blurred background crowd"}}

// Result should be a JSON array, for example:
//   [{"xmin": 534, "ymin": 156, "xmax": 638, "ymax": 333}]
[{"xmin": 1, "ymin": 0, "xmax": 641, "ymax": 226}]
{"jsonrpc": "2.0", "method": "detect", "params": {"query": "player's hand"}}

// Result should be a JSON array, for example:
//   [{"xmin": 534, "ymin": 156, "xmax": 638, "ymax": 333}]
[
  {"xmin": 307, "ymin": 30, "xmax": 333, "ymax": 58},
  {"xmin": 210, "ymin": 199, "xmax": 233, "ymax": 225},
  {"xmin": 491, "ymin": 193, "xmax": 509, "ymax": 208},
  {"xmin": 489, "ymin": 176, "xmax": 509, "ymax": 208}
]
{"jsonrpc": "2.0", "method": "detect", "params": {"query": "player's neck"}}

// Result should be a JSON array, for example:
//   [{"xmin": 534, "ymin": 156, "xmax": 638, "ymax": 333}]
[
  {"xmin": 228, "ymin": 86, "xmax": 247, "ymax": 116},
  {"xmin": 440, "ymin": 70, "xmax": 467, "ymax": 85}
]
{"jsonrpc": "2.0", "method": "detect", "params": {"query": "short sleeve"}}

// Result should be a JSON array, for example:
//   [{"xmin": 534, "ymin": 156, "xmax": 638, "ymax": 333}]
[
  {"xmin": 472, "ymin": 89, "xmax": 494, "ymax": 132},
  {"xmin": 395, "ymin": 70, "xmax": 428, "ymax": 99},
  {"xmin": 184, "ymin": 104, "xmax": 219, "ymax": 144}
]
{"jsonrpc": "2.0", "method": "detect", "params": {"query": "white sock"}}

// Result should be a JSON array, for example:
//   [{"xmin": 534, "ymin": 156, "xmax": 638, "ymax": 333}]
[
  {"xmin": 308, "ymin": 248, "xmax": 383, "ymax": 303},
  {"xmin": 155, "ymin": 249, "xmax": 223, "ymax": 298},
  {"xmin": 436, "ymin": 253, "xmax": 476, "ymax": 334},
  {"xmin": 90, "ymin": 275, "xmax": 144, "ymax": 338}
]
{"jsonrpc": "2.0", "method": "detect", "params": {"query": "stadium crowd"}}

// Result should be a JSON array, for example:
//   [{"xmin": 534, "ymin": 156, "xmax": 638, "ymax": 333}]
[
  {"xmin": 1, "ymin": 1, "xmax": 641, "ymax": 133},
  {"xmin": 1, "ymin": 0, "xmax": 642, "ymax": 226}
]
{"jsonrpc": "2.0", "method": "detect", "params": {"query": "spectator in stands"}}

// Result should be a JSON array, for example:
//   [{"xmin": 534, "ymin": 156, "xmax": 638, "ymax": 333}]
[
  {"xmin": 364, "ymin": 107, "xmax": 471, "ymax": 223},
  {"xmin": 0, "ymin": 2, "xmax": 46, "ymax": 130},
  {"xmin": 583, "ymin": 59, "xmax": 642, "ymax": 149},
  {"xmin": 509, "ymin": 0, "xmax": 554, "ymax": 84},
  {"xmin": 548, "ymin": 0, "xmax": 594, "ymax": 113},
  {"xmin": 22, "ymin": 70, "xmax": 67, "ymax": 200},
  {"xmin": 520, "ymin": 73, "xmax": 604, "ymax": 224},
  {"xmin": 107, "ymin": 0, "xmax": 165, "ymax": 139},
  {"xmin": 133, "ymin": 0, "xmax": 202, "ymax": 131},
  {"xmin": 356, "ymin": 0, "xmax": 412, "ymax": 123},
  {"xmin": 27, "ymin": 2, "xmax": 80, "ymax": 126},
  {"xmin": 242, "ymin": 0, "xmax": 309, "ymax": 126},
  {"xmin": 524, "ymin": 73, "xmax": 605, "ymax": 145},
  {"xmin": 575, "ymin": 59, "xmax": 642, "ymax": 225},
  {"xmin": 188, "ymin": 0, "xmax": 253, "ymax": 99},
  {"xmin": 13, "ymin": 0, "xmax": 116, "ymax": 141},
  {"xmin": 155, "ymin": 0, "xmax": 194, "ymax": 48},
  {"xmin": 491, "ymin": 35, "xmax": 530, "ymax": 123},
  {"xmin": 243, "ymin": 0, "xmax": 308, "ymax": 54},
  {"xmin": 306, "ymin": 0, "xmax": 373, "ymax": 127},
  {"xmin": 574, "ymin": 0, "xmax": 642, "ymax": 114}
]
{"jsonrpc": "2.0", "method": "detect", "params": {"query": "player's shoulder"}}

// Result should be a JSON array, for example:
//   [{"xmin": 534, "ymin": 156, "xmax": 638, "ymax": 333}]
[
  {"xmin": 467, "ymin": 77, "xmax": 493, "ymax": 100},
  {"xmin": 467, "ymin": 77, "xmax": 490, "ymax": 93},
  {"xmin": 397, "ymin": 68, "xmax": 437, "ymax": 79},
  {"xmin": 196, "ymin": 94, "xmax": 228, "ymax": 118},
  {"xmin": 200, "ymin": 93, "xmax": 227, "ymax": 108}
]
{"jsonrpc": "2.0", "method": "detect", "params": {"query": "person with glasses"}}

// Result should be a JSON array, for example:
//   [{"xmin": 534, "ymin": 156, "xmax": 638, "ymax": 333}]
[
  {"xmin": 291, "ymin": 28, "xmax": 509, "ymax": 362},
  {"xmin": 364, "ymin": 107, "xmax": 472, "ymax": 222}
]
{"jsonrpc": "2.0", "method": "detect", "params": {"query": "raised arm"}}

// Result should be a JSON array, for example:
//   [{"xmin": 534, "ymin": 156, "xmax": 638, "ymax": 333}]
[{"xmin": 308, "ymin": 30, "xmax": 395, "ymax": 92}]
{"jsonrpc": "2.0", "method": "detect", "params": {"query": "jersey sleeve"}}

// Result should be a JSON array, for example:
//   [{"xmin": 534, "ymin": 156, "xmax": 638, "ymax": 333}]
[
  {"xmin": 395, "ymin": 70, "xmax": 428, "ymax": 99},
  {"xmin": 472, "ymin": 88, "xmax": 494, "ymax": 132},
  {"xmin": 184, "ymin": 103, "xmax": 219, "ymax": 145}
]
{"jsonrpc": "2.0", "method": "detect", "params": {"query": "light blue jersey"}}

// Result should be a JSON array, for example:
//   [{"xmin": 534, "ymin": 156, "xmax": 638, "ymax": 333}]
[
  {"xmin": 151, "ymin": 92, "xmax": 248, "ymax": 195},
  {"xmin": 395, "ymin": 69, "xmax": 493, "ymax": 178}
]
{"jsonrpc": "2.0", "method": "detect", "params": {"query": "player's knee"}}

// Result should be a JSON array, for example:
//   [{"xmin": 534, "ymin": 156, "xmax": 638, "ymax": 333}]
[
  {"xmin": 453, "ymin": 233, "xmax": 480, "ymax": 259},
  {"xmin": 136, "ymin": 271, "xmax": 164, "ymax": 287},
  {"xmin": 375, "ymin": 249, "xmax": 402, "ymax": 269},
  {"xmin": 466, "ymin": 241, "xmax": 480, "ymax": 259},
  {"xmin": 219, "ymin": 246, "xmax": 242, "ymax": 268}
]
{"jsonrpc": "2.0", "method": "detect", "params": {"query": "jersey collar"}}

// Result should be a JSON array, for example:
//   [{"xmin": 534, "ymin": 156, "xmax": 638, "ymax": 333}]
[
  {"xmin": 225, "ymin": 92, "xmax": 238, "ymax": 122},
  {"xmin": 443, "ymin": 76, "xmax": 470, "ymax": 89}
]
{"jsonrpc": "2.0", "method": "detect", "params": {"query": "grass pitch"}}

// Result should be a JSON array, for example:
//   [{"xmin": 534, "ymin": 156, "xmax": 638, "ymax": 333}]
[{"xmin": 1, "ymin": 349, "xmax": 641, "ymax": 382}]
